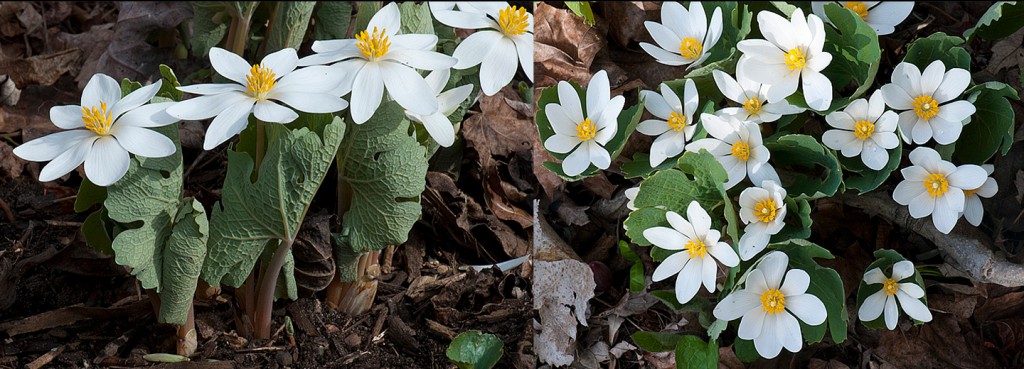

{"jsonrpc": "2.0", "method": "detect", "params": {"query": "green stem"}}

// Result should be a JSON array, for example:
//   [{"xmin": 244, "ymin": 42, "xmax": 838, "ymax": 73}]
[{"xmin": 253, "ymin": 238, "xmax": 294, "ymax": 339}]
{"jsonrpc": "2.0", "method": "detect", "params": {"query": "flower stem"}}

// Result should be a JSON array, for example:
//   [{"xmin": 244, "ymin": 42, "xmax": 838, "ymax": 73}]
[
  {"xmin": 253, "ymin": 238, "xmax": 294, "ymax": 339},
  {"xmin": 255, "ymin": 120, "xmax": 265, "ymax": 170}
]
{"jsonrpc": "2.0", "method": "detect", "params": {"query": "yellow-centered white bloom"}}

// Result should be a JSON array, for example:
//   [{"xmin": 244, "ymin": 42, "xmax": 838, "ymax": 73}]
[
  {"xmin": 961, "ymin": 164, "xmax": 997, "ymax": 227},
  {"xmin": 640, "ymin": 1, "xmax": 723, "ymax": 69},
  {"xmin": 712, "ymin": 58, "xmax": 804, "ymax": 123},
  {"xmin": 638, "ymin": 80, "xmax": 699, "ymax": 167},
  {"xmin": 811, "ymin": 1, "xmax": 915, "ymax": 36},
  {"xmin": 542, "ymin": 71, "xmax": 625, "ymax": 176},
  {"xmin": 404, "ymin": 69, "xmax": 474, "ymax": 147},
  {"xmin": 686, "ymin": 114, "xmax": 778, "ymax": 190},
  {"xmin": 858, "ymin": 260, "xmax": 932, "ymax": 330},
  {"xmin": 166, "ymin": 47, "xmax": 348, "ymax": 150},
  {"xmin": 737, "ymin": 9, "xmax": 834, "ymax": 111},
  {"xmin": 643, "ymin": 201, "xmax": 740, "ymax": 304},
  {"xmin": 714, "ymin": 251, "xmax": 827, "ymax": 359},
  {"xmin": 13, "ymin": 74, "xmax": 179, "ymax": 186},
  {"xmin": 429, "ymin": 2, "xmax": 533, "ymax": 96},
  {"xmin": 892, "ymin": 147, "xmax": 987, "ymax": 234},
  {"xmin": 880, "ymin": 60, "xmax": 975, "ymax": 145},
  {"xmin": 822, "ymin": 90, "xmax": 899, "ymax": 170},
  {"xmin": 737, "ymin": 180, "xmax": 787, "ymax": 260},
  {"xmin": 298, "ymin": 3, "xmax": 457, "ymax": 124}
]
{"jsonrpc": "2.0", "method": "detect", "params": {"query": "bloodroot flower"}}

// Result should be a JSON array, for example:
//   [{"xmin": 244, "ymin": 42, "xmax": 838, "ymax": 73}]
[{"xmin": 858, "ymin": 260, "xmax": 932, "ymax": 330}]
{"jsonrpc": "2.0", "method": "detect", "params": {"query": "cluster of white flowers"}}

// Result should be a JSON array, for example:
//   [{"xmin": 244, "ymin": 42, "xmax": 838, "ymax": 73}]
[{"xmin": 15, "ymin": 2, "xmax": 534, "ymax": 186}]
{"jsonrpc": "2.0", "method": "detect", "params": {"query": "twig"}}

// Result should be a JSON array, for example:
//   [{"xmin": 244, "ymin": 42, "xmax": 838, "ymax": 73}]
[
  {"xmin": 235, "ymin": 346, "xmax": 287, "ymax": 353},
  {"xmin": 26, "ymin": 342, "xmax": 77, "ymax": 369},
  {"xmin": 44, "ymin": 220, "xmax": 83, "ymax": 227},
  {"xmin": 841, "ymin": 192, "xmax": 1024, "ymax": 287},
  {"xmin": 182, "ymin": 150, "xmax": 208, "ymax": 180}
]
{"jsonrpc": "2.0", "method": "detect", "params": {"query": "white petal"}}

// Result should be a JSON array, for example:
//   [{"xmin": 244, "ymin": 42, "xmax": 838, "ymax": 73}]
[
  {"xmin": 645, "ymin": 21, "xmax": 684, "ymax": 55},
  {"xmin": 82, "ymin": 74, "xmax": 122, "ymax": 110},
  {"xmin": 512, "ymin": 33, "xmax": 534, "ymax": 81},
  {"xmin": 765, "ymin": 74, "xmax": 800, "ymax": 104},
  {"xmin": 166, "ymin": 92, "xmax": 251, "ymax": 120},
  {"xmin": 260, "ymin": 47, "xmax": 298, "ymax": 77},
  {"xmin": 37, "ymin": 137, "xmax": 96, "ymax": 182},
  {"xmin": 906, "ymin": 190, "xmax": 935, "ymax": 218},
  {"xmin": 557, "ymin": 82, "xmax": 585, "ymax": 123},
  {"xmin": 176, "ymin": 83, "xmax": 247, "ymax": 96},
  {"xmin": 667, "ymin": 210, "xmax": 698, "ymax": 241},
  {"xmin": 640, "ymin": 43, "xmax": 690, "ymax": 66},
  {"xmin": 933, "ymin": 68, "xmax": 971, "ymax": 103},
  {"xmin": 14, "ymin": 130, "xmax": 96, "ymax": 161},
  {"xmin": 897, "ymin": 291, "xmax": 933, "ymax": 323},
  {"xmin": 544, "ymin": 134, "xmax": 581, "ymax": 154},
  {"xmin": 758, "ymin": 10, "xmax": 798, "ymax": 50},
  {"xmin": 911, "ymin": 117, "xmax": 933, "ymax": 145},
  {"xmin": 478, "ymin": 38, "xmax": 519, "ymax": 96},
  {"xmin": 859, "ymin": 290, "xmax": 888, "ymax": 322},
  {"xmin": 919, "ymin": 60, "xmax": 946, "ymax": 97},
  {"xmin": 562, "ymin": 144, "xmax": 591, "ymax": 176},
  {"xmin": 431, "ymin": 8, "xmax": 491, "ymax": 29},
  {"xmin": 111, "ymin": 81, "xmax": 162, "ymax": 120},
  {"xmin": 865, "ymin": 2, "xmax": 914, "ymax": 34},
  {"xmin": 786, "ymin": 293, "xmax": 826, "ymax": 325},
  {"xmin": 702, "ymin": 253, "xmax": 718, "ymax": 291},
  {"xmin": 589, "ymin": 142, "xmax": 611, "ymax": 169},
  {"xmin": 861, "ymin": 139, "xmax": 889, "ymax": 170},
  {"xmin": 349, "ymin": 63, "xmax": 384, "ymax": 124},
  {"xmin": 652, "ymin": 252, "xmax": 689, "ymax": 282},
  {"xmin": 451, "ymin": 30, "xmax": 498, "ymax": 69},
  {"xmin": 881, "ymin": 83, "xmax": 914, "ymax": 110},
  {"xmin": 738, "ymin": 308, "xmax": 766, "ymax": 340},
  {"xmin": 892, "ymin": 62, "xmax": 922, "ymax": 97},
  {"xmin": 50, "ymin": 105, "xmax": 85, "ymax": 129},
  {"xmin": 739, "ymin": 231, "xmax": 771, "ymax": 261},
  {"xmin": 714, "ymin": 70, "xmax": 746, "ymax": 103},
  {"xmin": 204, "ymin": 101, "xmax": 254, "ymax": 150},
  {"xmin": 780, "ymin": 269, "xmax": 810, "ymax": 296},
  {"xmin": 110, "ymin": 125, "xmax": 175, "ymax": 158},
  {"xmin": 753, "ymin": 315, "xmax": 784, "ymax": 359},
  {"xmin": 274, "ymin": 65, "xmax": 348, "ymax": 94},
  {"xmin": 547, "ymin": 104, "xmax": 584, "ymax": 136},
  {"xmin": 713, "ymin": 290, "xmax": 761, "ymax": 321},
  {"xmin": 253, "ymin": 100, "xmax": 299, "ymax": 123},
  {"xmin": 84, "ymin": 136, "xmax": 130, "ymax": 186},
  {"xmin": 367, "ymin": 2, "xmax": 400, "ymax": 37},
  {"xmin": 822, "ymin": 129, "xmax": 857, "ymax": 153},
  {"xmin": 928, "ymin": 117, "xmax": 962, "ymax": 145},
  {"xmin": 899, "ymin": 282, "xmax": 925, "ymax": 299},
  {"xmin": 271, "ymin": 92, "xmax": 348, "ymax": 114},
  {"xmin": 208, "ymin": 47, "xmax": 252, "ymax": 85},
  {"xmin": 884, "ymin": 296, "xmax": 899, "ymax": 330},
  {"xmin": 675, "ymin": 258, "xmax": 703, "ymax": 303},
  {"xmin": 709, "ymin": 242, "xmax": 739, "ymax": 267},
  {"xmin": 776, "ymin": 312, "xmax": 804, "ymax": 353},
  {"xmin": 758, "ymin": 251, "xmax": 788, "ymax": 289},
  {"xmin": 391, "ymin": 33, "xmax": 440, "ymax": 50},
  {"xmin": 936, "ymin": 100, "xmax": 976, "ymax": 123},
  {"xmin": 386, "ymin": 49, "xmax": 457, "ymax": 71},
  {"xmin": 932, "ymin": 192, "xmax": 962, "ymax": 233},
  {"xmin": 964, "ymin": 196, "xmax": 984, "ymax": 226},
  {"xmin": 891, "ymin": 260, "xmax": 915, "ymax": 281},
  {"xmin": 801, "ymin": 69, "xmax": 833, "ymax": 111},
  {"xmin": 638, "ymin": 119, "xmax": 671, "ymax": 136},
  {"xmin": 438, "ymin": 84, "xmax": 474, "ymax": 114},
  {"xmin": 586, "ymin": 71, "xmax": 611, "ymax": 119}
]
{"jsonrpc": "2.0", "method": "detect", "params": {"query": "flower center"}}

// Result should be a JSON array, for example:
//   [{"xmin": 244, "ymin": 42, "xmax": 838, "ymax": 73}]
[
  {"xmin": 923, "ymin": 173, "xmax": 949, "ymax": 198},
  {"xmin": 760, "ymin": 288, "xmax": 786, "ymax": 315},
  {"xmin": 743, "ymin": 97, "xmax": 762, "ymax": 115},
  {"xmin": 685, "ymin": 238, "xmax": 707, "ymax": 259},
  {"xmin": 245, "ymin": 64, "xmax": 276, "ymax": 100},
  {"xmin": 883, "ymin": 278, "xmax": 899, "ymax": 296},
  {"xmin": 731, "ymin": 141, "xmax": 750, "ymax": 161},
  {"xmin": 82, "ymin": 101, "xmax": 114, "ymax": 136},
  {"xmin": 853, "ymin": 120, "xmax": 875, "ymax": 140},
  {"xmin": 498, "ymin": 6, "xmax": 529, "ymax": 36},
  {"xmin": 784, "ymin": 48, "xmax": 807, "ymax": 71},
  {"xmin": 678, "ymin": 37, "xmax": 704, "ymax": 59},
  {"xmin": 667, "ymin": 112, "xmax": 687, "ymax": 131},
  {"xmin": 844, "ymin": 1, "xmax": 869, "ymax": 20},
  {"xmin": 356, "ymin": 26, "xmax": 391, "ymax": 60},
  {"xmin": 912, "ymin": 95, "xmax": 939, "ymax": 120},
  {"xmin": 576, "ymin": 118, "xmax": 597, "ymax": 141},
  {"xmin": 754, "ymin": 198, "xmax": 778, "ymax": 223}
]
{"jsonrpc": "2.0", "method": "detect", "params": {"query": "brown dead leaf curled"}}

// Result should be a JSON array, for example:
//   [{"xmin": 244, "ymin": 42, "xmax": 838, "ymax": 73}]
[
  {"xmin": 0, "ymin": 49, "xmax": 82, "ymax": 87},
  {"xmin": 534, "ymin": 2, "xmax": 606, "ymax": 89},
  {"xmin": 0, "ymin": 75, "xmax": 20, "ymax": 106},
  {"xmin": 532, "ymin": 200, "xmax": 595, "ymax": 367}
]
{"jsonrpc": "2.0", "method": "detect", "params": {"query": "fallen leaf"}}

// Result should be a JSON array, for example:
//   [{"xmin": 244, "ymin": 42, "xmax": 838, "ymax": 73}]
[
  {"xmin": 534, "ymin": 2, "xmax": 606, "ymax": 88},
  {"xmin": 0, "ymin": 48, "xmax": 82, "ymax": 87},
  {"xmin": 597, "ymin": 2, "xmax": 660, "ymax": 48}
]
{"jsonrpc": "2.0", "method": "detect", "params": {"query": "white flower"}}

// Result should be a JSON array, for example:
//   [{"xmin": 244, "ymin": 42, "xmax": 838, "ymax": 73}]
[
  {"xmin": 737, "ymin": 9, "xmax": 834, "ymax": 111},
  {"xmin": 643, "ymin": 201, "xmax": 740, "ymax": 304},
  {"xmin": 298, "ymin": 3, "xmax": 457, "ymax": 124},
  {"xmin": 430, "ymin": 2, "xmax": 533, "ymax": 96},
  {"xmin": 712, "ymin": 59, "xmax": 804, "ymax": 123},
  {"xmin": 811, "ymin": 1, "xmax": 915, "ymax": 36},
  {"xmin": 962, "ymin": 164, "xmax": 997, "ymax": 226},
  {"xmin": 686, "ymin": 114, "xmax": 777, "ymax": 190},
  {"xmin": 637, "ymin": 80, "xmax": 698, "ymax": 167},
  {"xmin": 405, "ymin": 69, "xmax": 474, "ymax": 147},
  {"xmin": 542, "ymin": 71, "xmax": 625, "ymax": 176},
  {"xmin": 822, "ymin": 90, "xmax": 899, "ymax": 170},
  {"xmin": 880, "ymin": 60, "xmax": 975, "ymax": 145},
  {"xmin": 166, "ymin": 47, "xmax": 348, "ymax": 150},
  {"xmin": 737, "ymin": 180, "xmax": 788, "ymax": 260},
  {"xmin": 13, "ymin": 74, "xmax": 179, "ymax": 186},
  {"xmin": 640, "ymin": 1, "xmax": 723, "ymax": 69},
  {"xmin": 892, "ymin": 147, "xmax": 987, "ymax": 234},
  {"xmin": 858, "ymin": 260, "xmax": 932, "ymax": 330},
  {"xmin": 625, "ymin": 186, "xmax": 640, "ymax": 211},
  {"xmin": 713, "ymin": 251, "xmax": 827, "ymax": 359}
]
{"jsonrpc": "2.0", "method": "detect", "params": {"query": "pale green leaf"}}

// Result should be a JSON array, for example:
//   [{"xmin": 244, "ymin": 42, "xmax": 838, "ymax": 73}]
[
  {"xmin": 956, "ymin": 81, "xmax": 1019, "ymax": 164},
  {"xmin": 313, "ymin": 2, "xmax": 353, "ymax": 40},
  {"xmin": 675, "ymin": 336, "xmax": 717, "ymax": 369},
  {"xmin": 189, "ymin": 2, "xmax": 229, "ymax": 57},
  {"xmin": 399, "ymin": 1, "xmax": 434, "ymax": 36},
  {"xmin": 965, "ymin": 1, "xmax": 1024, "ymax": 40},
  {"xmin": 564, "ymin": 2, "xmax": 595, "ymax": 25},
  {"xmin": 266, "ymin": 2, "xmax": 316, "ymax": 52},
  {"xmin": 160, "ymin": 198, "xmax": 208, "ymax": 325},
  {"xmin": 903, "ymin": 32, "xmax": 971, "ymax": 70},
  {"xmin": 765, "ymin": 134, "xmax": 843, "ymax": 200},
  {"xmin": 446, "ymin": 330, "xmax": 504, "ymax": 369},
  {"xmin": 631, "ymin": 331, "xmax": 682, "ymax": 353}
]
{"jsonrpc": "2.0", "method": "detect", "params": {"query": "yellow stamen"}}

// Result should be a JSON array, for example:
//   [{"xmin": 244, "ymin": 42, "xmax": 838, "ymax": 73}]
[
  {"xmin": 923, "ymin": 173, "xmax": 949, "ymax": 198},
  {"xmin": 731, "ymin": 141, "xmax": 750, "ymax": 161},
  {"xmin": 760, "ymin": 288, "xmax": 786, "ymax": 314},
  {"xmin": 843, "ymin": 1, "xmax": 869, "ymax": 20},
  {"xmin": 685, "ymin": 239, "xmax": 707, "ymax": 259},
  {"xmin": 667, "ymin": 112, "xmax": 687, "ymax": 131},
  {"xmin": 82, "ymin": 102, "xmax": 113, "ymax": 135},
  {"xmin": 498, "ymin": 6, "xmax": 529, "ymax": 36},
  {"xmin": 784, "ymin": 48, "xmax": 807, "ymax": 71},
  {"xmin": 356, "ymin": 26, "xmax": 391, "ymax": 60},
  {"xmin": 912, "ymin": 95, "xmax": 939, "ymax": 120},
  {"xmin": 754, "ymin": 198, "xmax": 778, "ymax": 223},
  {"xmin": 853, "ymin": 120, "xmax": 875, "ymax": 140},
  {"xmin": 678, "ymin": 37, "xmax": 704, "ymax": 59},
  {"xmin": 245, "ymin": 64, "xmax": 276, "ymax": 100},
  {"xmin": 743, "ymin": 97, "xmax": 762, "ymax": 116},
  {"xmin": 576, "ymin": 118, "xmax": 597, "ymax": 141},
  {"xmin": 883, "ymin": 278, "xmax": 899, "ymax": 296}
]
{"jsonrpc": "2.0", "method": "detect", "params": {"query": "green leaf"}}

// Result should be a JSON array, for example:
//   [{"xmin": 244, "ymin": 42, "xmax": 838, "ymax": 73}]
[
  {"xmin": 629, "ymin": 262, "xmax": 645, "ymax": 292},
  {"xmin": 765, "ymin": 134, "xmax": 842, "ymax": 200},
  {"xmin": 619, "ymin": 240, "xmax": 640, "ymax": 262},
  {"xmin": 82, "ymin": 208, "xmax": 114, "ymax": 255},
  {"xmin": 769, "ymin": 1, "xmax": 798, "ymax": 17},
  {"xmin": 160, "ymin": 199, "xmax": 208, "ymax": 325},
  {"xmin": 631, "ymin": 331, "xmax": 683, "ymax": 352},
  {"xmin": 337, "ymin": 102, "xmax": 428, "ymax": 256},
  {"xmin": 675, "ymin": 336, "xmax": 718, "ymax": 369},
  {"xmin": 446, "ymin": 330, "xmax": 504, "ymax": 369},
  {"xmin": 965, "ymin": 1, "xmax": 1024, "ymax": 40},
  {"xmin": 840, "ymin": 138, "xmax": 902, "ymax": 193},
  {"xmin": 74, "ymin": 178, "xmax": 107, "ymax": 213},
  {"xmin": 157, "ymin": 65, "xmax": 183, "ymax": 102},
  {"xmin": 620, "ymin": 152, "xmax": 677, "ymax": 179},
  {"xmin": 956, "ymin": 82, "xmax": 1019, "ymax": 164},
  {"xmin": 313, "ymin": 2, "xmax": 353, "ymax": 40},
  {"xmin": 120, "ymin": 79, "xmax": 143, "ymax": 96},
  {"xmin": 733, "ymin": 338, "xmax": 758, "ymax": 362},
  {"xmin": 399, "ymin": 1, "xmax": 434, "ymax": 36},
  {"xmin": 811, "ymin": 3, "xmax": 881, "ymax": 113},
  {"xmin": 536, "ymin": 82, "xmax": 644, "ymax": 180},
  {"xmin": 202, "ymin": 120, "xmax": 345, "ymax": 288},
  {"xmin": 564, "ymin": 2, "xmax": 595, "ymax": 25},
  {"xmin": 354, "ymin": 2, "xmax": 381, "ymax": 33},
  {"xmin": 650, "ymin": 291, "xmax": 710, "ymax": 312},
  {"xmin": 903, "ymin": 32, "xmax": 971, "ymax": 70},
  {"xmin": 265, "ymin": 2, "xmax": 315, "ymax": 52},
  {"xmin": 771, "ymin": 196, "xmax": 812, "ymax": 241},
  {"xmin": 771, "ymin": 240, "xmax": 848, "ymax": 344},
  {"xmin": 856, "ymin": 250, "xmax": 929, "ymax": 329},
  {"xmin": 189, "ymin": 2, "xmax": 229, "ymax": 57}
]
